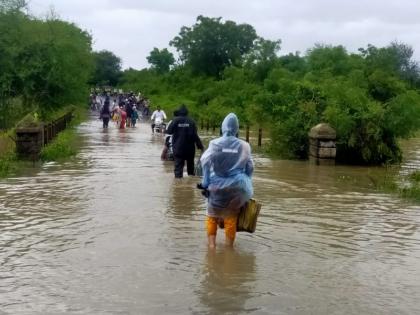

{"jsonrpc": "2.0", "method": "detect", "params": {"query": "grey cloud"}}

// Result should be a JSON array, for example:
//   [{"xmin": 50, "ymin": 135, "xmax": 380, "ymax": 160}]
[{"xmin": 29, "ymin": 0, "xmax": 420, "ymax": 69}]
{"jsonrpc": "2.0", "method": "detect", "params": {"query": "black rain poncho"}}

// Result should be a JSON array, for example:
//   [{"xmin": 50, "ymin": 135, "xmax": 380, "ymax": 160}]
[{"xmin": 165, "ymin": 105, "xmax": 203, "ymax": 158}]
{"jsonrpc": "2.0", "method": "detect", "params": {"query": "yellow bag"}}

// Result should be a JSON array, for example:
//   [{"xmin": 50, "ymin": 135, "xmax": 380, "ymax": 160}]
[{"xmin": 237, "ymin": 199, "xmax": 261, "ymax": 233}]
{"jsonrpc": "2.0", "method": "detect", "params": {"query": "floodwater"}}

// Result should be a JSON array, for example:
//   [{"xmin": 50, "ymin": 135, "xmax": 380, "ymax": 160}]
[{"xmin": 1, "ymin": 117, "xmax": 419, "ymax": 314}]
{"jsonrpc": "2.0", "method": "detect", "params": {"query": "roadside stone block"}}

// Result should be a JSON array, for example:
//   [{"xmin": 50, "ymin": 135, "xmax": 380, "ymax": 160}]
[
  {"xmin": 15, "ymin": 127, "xmax": 44, "ymax": 160},
  {"xmin": 308, "ymin": 123, "xmax": 336, "ymax": 163}
]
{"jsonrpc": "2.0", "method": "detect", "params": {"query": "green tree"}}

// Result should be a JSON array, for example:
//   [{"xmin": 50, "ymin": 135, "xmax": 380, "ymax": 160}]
[
  {"xmin": 170, "ymin": 15, "xmax": 257, "ymax": 77},
  {"xmin": 147, "ymin": 47, "xmax": 175, "ymax": 74},
  {"xmin": 0, "ymin": 8, "xmax": 94, "ymax": 126},
  {"xmin": 90, "ymin": 50, "xmax": 122, "ymax": 86},
  {"xmin": 306, "ymin": 44, "xmax": 355, "ymax": 76},
  {"xmin": 278, "ymin": 52, "xmax": 307, "ymax": 75},
  {"xmin": 360, "ymin": 42, "xmax": 420, "ymax": 87},
  {"xmin": 120, "ymin": 23, "xmax": 420, "ymax": 165},
  {"xmin": 248, "ymin": 38, "xmax": 281, "ymax": 63},
  {"xmin": 0, "ymin": 0, "xmax": 26, "ymax": 13},
  {"xmin": 16, "ymin": 17, "xmax": 93, "ymax": 113},
  {"xmin": 246, "ymin": 38, "xmax": 281, "ymax": 82}
]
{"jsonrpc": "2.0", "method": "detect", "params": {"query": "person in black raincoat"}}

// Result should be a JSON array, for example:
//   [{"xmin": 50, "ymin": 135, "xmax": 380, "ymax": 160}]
[
  {"xmin": 100, "ymin": 97, "xmax": 111, "ymax": 128},
  {"xmin": 165, "ymin": 104, "xmax": 204, "ymax": 178}
]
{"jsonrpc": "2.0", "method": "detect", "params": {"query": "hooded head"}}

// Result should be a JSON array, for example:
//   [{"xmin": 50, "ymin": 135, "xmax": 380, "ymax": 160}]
[
  {"xmin": 177, "ymin": 104, "xmax": 188, "ymax": 116},
  {"xmin": 221, "ymin": 113, "xmax": 239, "ymax": 137},
  {"xmin": 173, "ymin": 110, "xmax": 179, "ymax": 117}
]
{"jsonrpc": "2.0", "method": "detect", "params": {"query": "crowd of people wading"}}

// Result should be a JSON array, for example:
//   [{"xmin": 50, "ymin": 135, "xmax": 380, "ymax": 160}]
[{"xmin": 90, "ymin": 88, "xmax": 255, "ymax": 248}]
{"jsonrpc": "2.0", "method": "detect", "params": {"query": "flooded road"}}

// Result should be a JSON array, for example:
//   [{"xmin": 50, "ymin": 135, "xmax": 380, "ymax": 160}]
[{"xmin": 1, "ymin": 117, "xmax": 420, "ymax": 314}]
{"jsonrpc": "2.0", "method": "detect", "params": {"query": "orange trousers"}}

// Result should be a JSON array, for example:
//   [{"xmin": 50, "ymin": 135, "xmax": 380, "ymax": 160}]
[{"xmin": 206, "ymin": 216, "xmax": 237, "ymax": 241}]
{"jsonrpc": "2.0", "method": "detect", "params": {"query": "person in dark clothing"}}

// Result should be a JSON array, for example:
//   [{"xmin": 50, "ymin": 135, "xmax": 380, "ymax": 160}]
[
  {"xmin": 125, "ymin": 102, "xmax": 133, "ymax": 127},
  {"xmin": 166, "ymin": 105, "xmax": 204, "ymax": 178},
  {"xmin": 100, "ymin": 100, "xmax": 111, "ymax": 128}
]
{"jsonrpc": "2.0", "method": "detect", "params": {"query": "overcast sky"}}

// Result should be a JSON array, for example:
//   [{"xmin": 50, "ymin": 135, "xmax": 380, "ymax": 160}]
[{"xmin": 28, "ymin": 0, "xmax": 420, "ymax": 70}]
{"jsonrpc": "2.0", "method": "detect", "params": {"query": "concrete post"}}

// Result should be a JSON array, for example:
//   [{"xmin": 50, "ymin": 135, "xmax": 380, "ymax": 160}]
[
  {"xmin": 308, "ymin": 123, "xmax": 336, "ymax": 164},
  {"xmin": 258, "ymin": 128, "xmax": 262, "ymax": 147}
]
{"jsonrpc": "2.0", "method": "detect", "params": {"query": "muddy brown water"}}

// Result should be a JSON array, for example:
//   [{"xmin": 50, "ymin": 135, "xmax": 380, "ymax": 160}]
[{"xmin": 1, "ymin": 117, "xmax": 419, "ymax": 314}]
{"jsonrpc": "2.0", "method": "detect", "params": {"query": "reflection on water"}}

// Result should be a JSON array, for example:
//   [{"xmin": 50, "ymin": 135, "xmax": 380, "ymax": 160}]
[
  {"xmin": 198, "ymin": 248, "xmax": 256, "ymax": 314},
  {"xmin": 0, "ymin": 117, "xmax": 420, "ymax": 314}
]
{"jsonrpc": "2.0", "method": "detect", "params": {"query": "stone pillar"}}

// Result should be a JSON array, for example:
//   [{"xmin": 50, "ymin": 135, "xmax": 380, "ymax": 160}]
[
  {"xmin": 15, "ymin": 126, "xmax": 44, "ymax": 160},
  {"xmin": 309, "ymin": 123, "xmax": 336, "ymax": 164}
]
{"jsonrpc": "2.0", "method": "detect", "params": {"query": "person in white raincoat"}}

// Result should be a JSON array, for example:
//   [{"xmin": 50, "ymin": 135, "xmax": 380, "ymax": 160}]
[{"xmin": 200, "ymin": 113, "xmax": 254, "ymax": 247}]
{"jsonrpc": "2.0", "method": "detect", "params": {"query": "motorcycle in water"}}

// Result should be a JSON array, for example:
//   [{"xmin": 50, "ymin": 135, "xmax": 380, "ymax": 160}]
[
  {"xmin": 161, "ymin": 135, "xmax": 174, "ymax": 161},
  {"xmin": 153, "ymin": 117, "xmax": 166, "ymax": 134}
]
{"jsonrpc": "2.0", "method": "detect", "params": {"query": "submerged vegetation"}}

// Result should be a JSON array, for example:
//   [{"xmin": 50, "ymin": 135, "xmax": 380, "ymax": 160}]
[
  {"xmin": 0, "ymin": 129, "xmax": 18, "ymax": 177},
  {"xmin": 371, "ymin": 169, "xmax": 420, "ymax": 202},
  {"xmin": 400, "ymin": 171, "xmax": 420, "ymax": 201},
  {"xmin": 0, "ymin": 151, "xmax": 18, "ymax": 178}
]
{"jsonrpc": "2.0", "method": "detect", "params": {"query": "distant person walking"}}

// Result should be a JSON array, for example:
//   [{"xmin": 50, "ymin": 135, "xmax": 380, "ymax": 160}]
[
  {"xmin": 131, "ymin": 105, "xmax": 139, "ymax": 127},
  {"xmin": 100, "ymin": 97, "xmax": 111, "ymax": 128},
  {"xmin": 125, "ymin": 101, "xmax": 133, "ymax": 128},
  {"xmin": 166, "ymin": 104, "xmax": 204, "ymax": 178},
  {"xmin": 199, "ymin": 113, "xmax": 254, "ymax": 247},
  {"xmin": 119, "ymin": 107, "xmax": 127, "ymax": 129}
]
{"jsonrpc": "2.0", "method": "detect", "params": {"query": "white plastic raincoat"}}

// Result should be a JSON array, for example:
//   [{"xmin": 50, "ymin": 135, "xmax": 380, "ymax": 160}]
[{"xmin": 200, "ymin": 113, "xmax": 254, "ymax": 217}]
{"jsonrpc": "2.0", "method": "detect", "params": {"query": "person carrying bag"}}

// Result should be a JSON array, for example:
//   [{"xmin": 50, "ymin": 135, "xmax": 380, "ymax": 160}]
[{"xmin": 199, "ymin": 113, "xmax": 255, "ymax": 248}]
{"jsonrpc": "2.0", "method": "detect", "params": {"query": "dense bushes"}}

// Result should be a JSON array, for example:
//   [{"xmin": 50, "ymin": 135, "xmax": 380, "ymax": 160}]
[
  {"xmin": 122, "ymin": 16, "xmax": 420, "ymax": 164},
  {"xmin": 0, "ymin": 4, "xmax": 93, "ymax": 129}
]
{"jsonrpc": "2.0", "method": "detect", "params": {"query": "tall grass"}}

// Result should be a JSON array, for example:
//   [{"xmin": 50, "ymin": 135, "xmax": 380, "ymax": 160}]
[
  {"xmin": 39, "ymin": 107, "xmax": 86, "ymax": 162},
  {"xmin": 372, "ymin": 168, "xmax": 420, "ymax": 203},
  {"xmin": 40, "ymin": 128, "xmax": 78, "ymax": 161},
  {"xmin": 399, "ymin": 171, "xmax": 420, "ymax": 202},
  {"xmin": 0, "ymin": 152, "xmax": 18, "ymax": 177},
  {"xmin": 0, "ymin": 131, "xmax": 17, "ymax": 178}
]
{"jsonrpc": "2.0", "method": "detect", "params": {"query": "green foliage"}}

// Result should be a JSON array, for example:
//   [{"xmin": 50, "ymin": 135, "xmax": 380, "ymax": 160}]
[
  {"xmin": 0, "ymin": 97, "xmax": 32, "ymax": 130},
  {"xmin": 0, "ymin": 0, "xmax": 26, "ymax": 13},
  {"xmin": 409, "ymin": 171, "xmax": 420, "ymax": 183},
  {"xmin": 170, "ymin": 15, "xmax": 257, "ymax": 77},
  {"xmin": 245, "ymin": 38, "xmax": 281, "ymax": 82},
  {"xmin": 90, "ymin": 50, "xmax": 121, "ymax": 86},
  {"xmin": 261, "ymin": 44, "xmax": 420, "ymax": 163},
  {"xmin": 0, "ymin": 9, "xmax": 94, "ymax": 127},
  {"xmin": 121, "ymin": 15, "xmax": 420, "ymax": 165},
  {"xmin": 0, "ymin": 128, "xmax": 18, "ymax": 177},
  {"xmin": 0, "ymin": 151, "xmax": 18, "ymax": 178},
  {"xmin": 40, "ymin": 128, "xmax": 78, "ymax": 161},
  {"xmin": 360, "ymin": 41, "xmax": 420, "ymax": 87},
  {"xmin": 307, "ymin": 44, "xmax": 355, "ymax": 76},
  {"xmin": 372, "ymin": 169, "xmax": 420, "ymax": 203},
  {"xmin": 147, "ymin": 48, "xmax": 175, "ymax": 74},
  {"xmin": 278, "ymin": 52, "xmax": 307, "ymax": 75}
]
